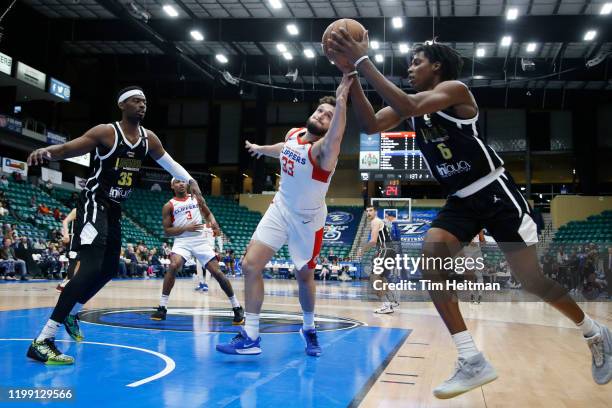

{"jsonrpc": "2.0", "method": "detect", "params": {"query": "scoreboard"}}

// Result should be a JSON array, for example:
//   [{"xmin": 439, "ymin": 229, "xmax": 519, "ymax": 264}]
[{"xmin": 359, "ymin": 131, "xmax": 434, "ymax": 181}]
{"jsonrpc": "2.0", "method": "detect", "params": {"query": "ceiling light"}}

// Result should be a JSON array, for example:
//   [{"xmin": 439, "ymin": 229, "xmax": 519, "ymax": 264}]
[
  {"xmin": 506, "ymin": 8, "xmax": 518, "ymax": 20},
  {"xmin": 268, "ymin": 0, "xmax": 282, "ymax": 9},
  {"xmin": 392, "ymin": 17, "xmax": 403, "ymax": 29},
  {"xmin": 163, "ymin": 5, "xmax": 179, "ymax": 17},
  {"xmin": 282, "ymin": 52, "xmax": 293, "ymax": 60},
  {"xmin": 374, "ymin": 54, "xmax": 384, "ymax": 63},
  {"xmin": 286, "ymin": 24, "xmax": 298, "ymax": 36},
  {"xmin": 476, "ymin": 47, "xmax": 485, "ymax": 57},
  {"xmin": 190, "ymin": 30, "xmax": 204, "ymax": 41},
  {"xmin": 215, "ymin": 54, "xmax": 228, "ymax": 63},
  {"xmin": 526, "ymin": 43, "xmax": 537, "ymax": 52},
  {"xmin": 303, "ymin": 48, "xmax": 315, "ymax": 58},
  {"xmin": 584, "ymin": 30, "xmax": 597, "ymax": 41},
  {"xmin": 600, "ymin": 3, "xmax": 612, "ymax": 14},
  {"xmin": 276, "ymin": 43, "xmax": 287, "ymax": 52},
  {"xmin": 371, "ymin": 40, "xmax": 380, "ymax": 50},
  {"xmin": 398, "ymin": 43, "xmax": 409, "ymax": 54},
  {"xmin": 501, "ymin": 36, "xmax": 512, "ymax": 47}
]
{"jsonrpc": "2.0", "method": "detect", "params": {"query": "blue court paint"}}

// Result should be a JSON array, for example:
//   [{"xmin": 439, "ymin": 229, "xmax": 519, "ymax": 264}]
[{"xmin": 0, "ymin": 308, "xmax": 409, "ymax": 407}]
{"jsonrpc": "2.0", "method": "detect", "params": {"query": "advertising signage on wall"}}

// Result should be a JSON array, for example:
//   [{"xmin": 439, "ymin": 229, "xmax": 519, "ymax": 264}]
[
  {"xmin": 0, "ymin": 51, "xmax": 12, "ymax": 75},
  {"xmin": 15, "ymin": 61, "xmax": 46, "ymax": 90},
  {"xmin": 48, "ymin": 77, "xmax": 71, "ymax": 101}
]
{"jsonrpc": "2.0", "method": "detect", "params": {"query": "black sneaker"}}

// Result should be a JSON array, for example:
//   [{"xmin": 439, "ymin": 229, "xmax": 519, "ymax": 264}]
[
  {"xmin": 27, "ymin": 338, "xmax": 74, "ymax": 365},
  {"xmin": 150, "ymin": 306, "xmax": 167, "ymax": 321},
  {"xmin": 232, "ymin": 306, "xmax": 245, "ymax": 325}
]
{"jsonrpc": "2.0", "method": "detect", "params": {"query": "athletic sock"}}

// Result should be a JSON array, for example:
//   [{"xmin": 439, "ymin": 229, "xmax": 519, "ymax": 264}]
[
  {"xmin": 244, "ymin": 313, "xmax": 260, "ymax": 339},
  {"xmin": 36, "ymin": 319, "xmax": 61, "ymax": 342},
  {"xmin": 70, "ymin": 303, "xmax": 83, "ymax": 316},
  {"xmin": 452, "ymin": 330, "xmax": 480, "ymax": 360},
  {"xmin": 159, "ymin": 295, "xmax": 169, "ymax": 308},
  {"xmin": 229, "ymin": 295, "xmax": 240, "ymax": 308},
  {"xmin": 302, "ymin": 312, "xmax": 315, "ymax": 331},
  {"xmin": 577, "ymin": 314, "xmax": 598, "ymax": 337}
]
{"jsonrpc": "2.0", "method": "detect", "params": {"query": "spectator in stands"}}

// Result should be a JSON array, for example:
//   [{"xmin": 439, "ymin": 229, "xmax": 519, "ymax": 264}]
[
  {"xmin": 38, "ymin": 203, "xmax": 50, "ymax": 215},
  {"xmin": 328, "ymin": 248, "xmax": 337, "ymax": 263},
  {"xmin": 30, "ymin": 195, "xmax": 37, "ymax": 209},
  {"xmin": 3, "ymin": 224, "xmax": 15, "ymax": 240},
  {"xmin": 1, "ymin": 238, "xmax": 28, "ymax": 280},
  {"xmin": 118, "ymin": 248, "xmax": 129, "ymax": 279},
  {"xmin": 33, "ymin": 239, "xmax": 46, "ymax": 250},
  {"xmin": 38, "ymin": 242, "xmax": 61, "ymax": 280},
  {"xmin": 0, "ymin": 191, "xmax": 10, "ymax": 211},
  {"xmin": 161, "ymin": 242, "xmax": 171, "ymax": 257},
  {"xmin": 45, "ymin": 179, "xmax": 54, "ymax": 193},
  {"xmin": 11, "ymin": 171, "xmax": 24, "ymax": 184},
  {"xmin": 0, "ymin": 175, "xmax": 8, "ymax": 189},
  {"xmin": 68, "ymin": 192, "xmax": 79, "ymax": 208},
  {"xmin": 150, "ymin": 183, "xmax": 162, "ymax": 192},
  {"xmin": 148, "ymin": 248, "xmax": 165, "ymax": 278},
  {"xmin": 0, "ymin": 202, "xmax": 7, "ymax": 218},
  {"xmin": 224, "ymin": 250, "xmax": 235, "ymax": 275},
  {"xmin": 16, "ymin": 237, "xmax": 30, "ymax": 251},
  {"xmin": 53, "ymin": 208, "xmax": 61, "ymax": 221}
]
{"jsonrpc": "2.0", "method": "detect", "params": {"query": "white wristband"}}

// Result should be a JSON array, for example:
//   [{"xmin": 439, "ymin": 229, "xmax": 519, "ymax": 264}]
[
  {"xmin": 347, "ymin": 70, "xmax": 358, "ymax": 77},
  {"xmin": 354, "ymin": 55, "xmax": 369, "ymax": 68}
]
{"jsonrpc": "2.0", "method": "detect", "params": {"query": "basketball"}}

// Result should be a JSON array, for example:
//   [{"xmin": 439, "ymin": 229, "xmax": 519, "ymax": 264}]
[{"xmin": 321, "ymin": 18, "xmax": 367, "ymax": 66}]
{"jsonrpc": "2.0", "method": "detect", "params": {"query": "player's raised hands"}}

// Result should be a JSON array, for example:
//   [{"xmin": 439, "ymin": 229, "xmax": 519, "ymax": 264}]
[
  {"xmin": 245, "ymin": 140, "xmax": 263, "ymax": 159},
  {"xmin": 327, "ymin": 28, "xmax": 369, "ymax": 66},
  {"xmin": 27, "ymin": 148, "xmax": 53, "ymax": 166},
  {"xmin": 335, "ymin": 74, "xmax": 355, "ymax": 104}
]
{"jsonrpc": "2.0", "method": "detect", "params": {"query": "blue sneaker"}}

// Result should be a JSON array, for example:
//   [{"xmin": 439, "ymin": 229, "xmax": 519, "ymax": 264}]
[
  {"xmin": 300, "ymin": 328, "xmax": 322, "ymax": 357},
  {"xmin": 195, "ymin": 282, "xmax": 209, "ymax": 292},
  {"xmin": 216, "ymin": 327, "xmax": 261, "ymax": 355}
]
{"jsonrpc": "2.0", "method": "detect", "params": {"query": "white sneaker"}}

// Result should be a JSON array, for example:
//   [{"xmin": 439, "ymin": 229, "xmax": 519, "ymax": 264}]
[
  {"xmin": 586, "ymin": 321, "xmax": 612, "ymax": 385},
  {"xmin": 433, "ymin": 352, "xmax": 498, "ymax": 399},
  {"xmin": 374, "ymin": 303, "xmax": 394, "ymax": 314}
]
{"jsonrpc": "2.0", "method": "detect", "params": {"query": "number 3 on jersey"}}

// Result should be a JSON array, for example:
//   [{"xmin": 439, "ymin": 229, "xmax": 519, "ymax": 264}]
[
  {"xmin": 118, "ymin": 171, "xmax": 133, "ymax": 186},
  {"xmin": 281, "ymin": 157, "xmax": 294, "ymax": 176}
]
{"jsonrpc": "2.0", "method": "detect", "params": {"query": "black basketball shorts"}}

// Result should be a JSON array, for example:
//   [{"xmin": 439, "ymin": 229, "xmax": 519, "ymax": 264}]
[{"xmin": 71, "ymin": 192, "xmax": 122, "ymax": 251}]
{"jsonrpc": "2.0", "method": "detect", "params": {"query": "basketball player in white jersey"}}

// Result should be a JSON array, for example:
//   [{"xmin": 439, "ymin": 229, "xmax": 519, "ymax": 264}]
[
  {"xmin": 150, "ymin": 178, "xmax": 244, "ymax": 324},
  {"xmin": 216, "ymin": 74, "xmax": 354, "ymax": 356},
  {"xmin": 57, "ymin": 208, "xmax": 79, "ymax": 292},
  {"xmin": 360, "ymin": 205, "xmax": 400, "ymax": 314}
]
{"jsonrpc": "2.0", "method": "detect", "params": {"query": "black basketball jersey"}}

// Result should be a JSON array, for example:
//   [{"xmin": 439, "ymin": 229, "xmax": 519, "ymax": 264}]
[
  {"xmin": 375, "ymin": 218, "xmax": 392, "ymax": 250},
  {"xmin": 412, "ymin": 109, "xmax": 504, "ymax": 195},
  {"xmin": 83, "ymin": 122, "xmax": 148, "ymax": 204}
]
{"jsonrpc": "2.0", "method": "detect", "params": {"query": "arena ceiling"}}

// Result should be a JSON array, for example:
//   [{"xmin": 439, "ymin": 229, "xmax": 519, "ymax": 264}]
[{"xmin": 18, "ymin": 1, "xmax": 612, "ymax": 91}]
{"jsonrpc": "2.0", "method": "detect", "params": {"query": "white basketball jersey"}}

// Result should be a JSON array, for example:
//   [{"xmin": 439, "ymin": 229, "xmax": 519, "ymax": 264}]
[
  {"xmin": 169, "ymin": 195, "xmax": 211, "ymax": 240},
  {"xmin": 275, "ymin": 127, "xmax": 335, "ymax": 212}
]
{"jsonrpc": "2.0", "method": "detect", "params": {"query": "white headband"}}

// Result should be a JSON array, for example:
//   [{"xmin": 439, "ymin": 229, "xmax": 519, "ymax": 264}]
[{"xmin": 118, "ymin": 89, "xmax": 145, "ymax": 103}]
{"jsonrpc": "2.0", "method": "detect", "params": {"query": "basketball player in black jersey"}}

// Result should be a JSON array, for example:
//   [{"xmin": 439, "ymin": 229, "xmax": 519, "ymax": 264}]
[
  {"xmin": 360, "ymin": 205, "xmax": 400, "ymax": 314},
  {"xmin": 328, "ymin": 35, "xmax": 611, "ymax": 396},
  {"xmin": 25, "ymin": 86, "xmax": 216, "ymax": 365}
]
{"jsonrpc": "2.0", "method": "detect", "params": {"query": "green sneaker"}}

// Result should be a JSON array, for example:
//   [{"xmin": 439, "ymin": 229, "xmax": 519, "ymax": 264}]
[
  {"xmin": 27, "ymin": 338, "xmax": 74, "ymax": 365},
  {"xmin": 63, "ymin": 314, "xmax": 84, "ymax": 342}
]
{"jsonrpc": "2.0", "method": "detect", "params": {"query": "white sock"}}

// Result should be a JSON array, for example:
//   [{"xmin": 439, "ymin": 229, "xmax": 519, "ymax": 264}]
[
  {"xmin": 36, "ymin": 319, "xmax": 61, "ymax": 342},
  {"xmin": 70, "ymin": 303, "xmax": 83, "ymax": 316},
  {"xmin": 302, "ymin": 312, "xmax": 315, "ymax": 331},
  {"xmin": 159, "ymin": 294, "xmax": 169, "ymax": 308},
  {"xmin": 577, "ymin": 314, "xmax": 598, "ymax": 337},
  {"xmin": 452, "ymin": 330, "xmax": 480, "ymax": 359},
  {"xmin": 244, "ymin": 312, "xmax": 260, "ymax": 339},
  {"xmin": 229, "ymin": 295, "xmax": 240, "ymax": 308}
]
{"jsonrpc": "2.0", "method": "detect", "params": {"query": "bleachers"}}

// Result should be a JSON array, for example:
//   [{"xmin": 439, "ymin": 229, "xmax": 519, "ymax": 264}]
[{"xmin": 552, "ymin": 210, "xmax": 612, "ymax": 245}]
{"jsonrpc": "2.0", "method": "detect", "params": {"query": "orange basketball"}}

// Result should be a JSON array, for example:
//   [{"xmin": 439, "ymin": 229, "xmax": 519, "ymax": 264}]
[{"xmin": 321, "ymin": 19, "xmax": 367, "ymax": 66}]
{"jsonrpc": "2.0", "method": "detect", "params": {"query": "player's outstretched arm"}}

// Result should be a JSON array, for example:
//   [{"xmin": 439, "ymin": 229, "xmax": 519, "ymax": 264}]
[
  {"xmin": 311, "ymin": 74, "xmax": 354, "ymax": 172},
  {"xmin": 350, "ymin": 78, "xmax": 404, "ymax": 134},
  {"xmin": 161, "ymin": 202, "xmax": 203, "ymax": 237},
  {"xmin": 27, "ymin": 125, "xmax": 112, "ymax": 166},
  {"xmin": 328, "ymin": 28, "xmax": 471, "ymax": 118},
  {"xmin": 245, "ymin": 141, "xmax": 284, "ymax": 159}
]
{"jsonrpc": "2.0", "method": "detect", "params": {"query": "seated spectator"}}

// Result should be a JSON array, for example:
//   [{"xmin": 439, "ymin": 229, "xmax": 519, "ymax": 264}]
[
  {"xmin": 45, "ymin": 179, "xmax": 54, "ymax": 193},
  {"xmin": 0, "ymin": 238, "xmax": 28, "ymax": 280},
  {"xmin": 53, "ymin": 207, "xmax": 61, "ymax": 221},
  {"xmin": 118, "ymin": 248, "xmax": 129, "ymax": 279},
  {"xmin": 0, "ymin": 175, "xmax": 8, "ymax": 189},
  {"xmin": 37, "ymin": 243, "xmax": 62, "ymax": 279},
  {"xmin": 38, "ymin": 203, "xmax": 50, "ymax": 215},
  {"xmin": 33, "ymin": 239, "xmax": 46, "ymax": 250},
  {"xmin": 0, "ymin": 202, "xmax": 7, "ymax": 218},
  {"xmin": 11, "ymin": 171, "xmax": 24, "ymax": 184},
  {"xmin": 148, "ymin": 248, "xmax": 165, "ymax": 278}
]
